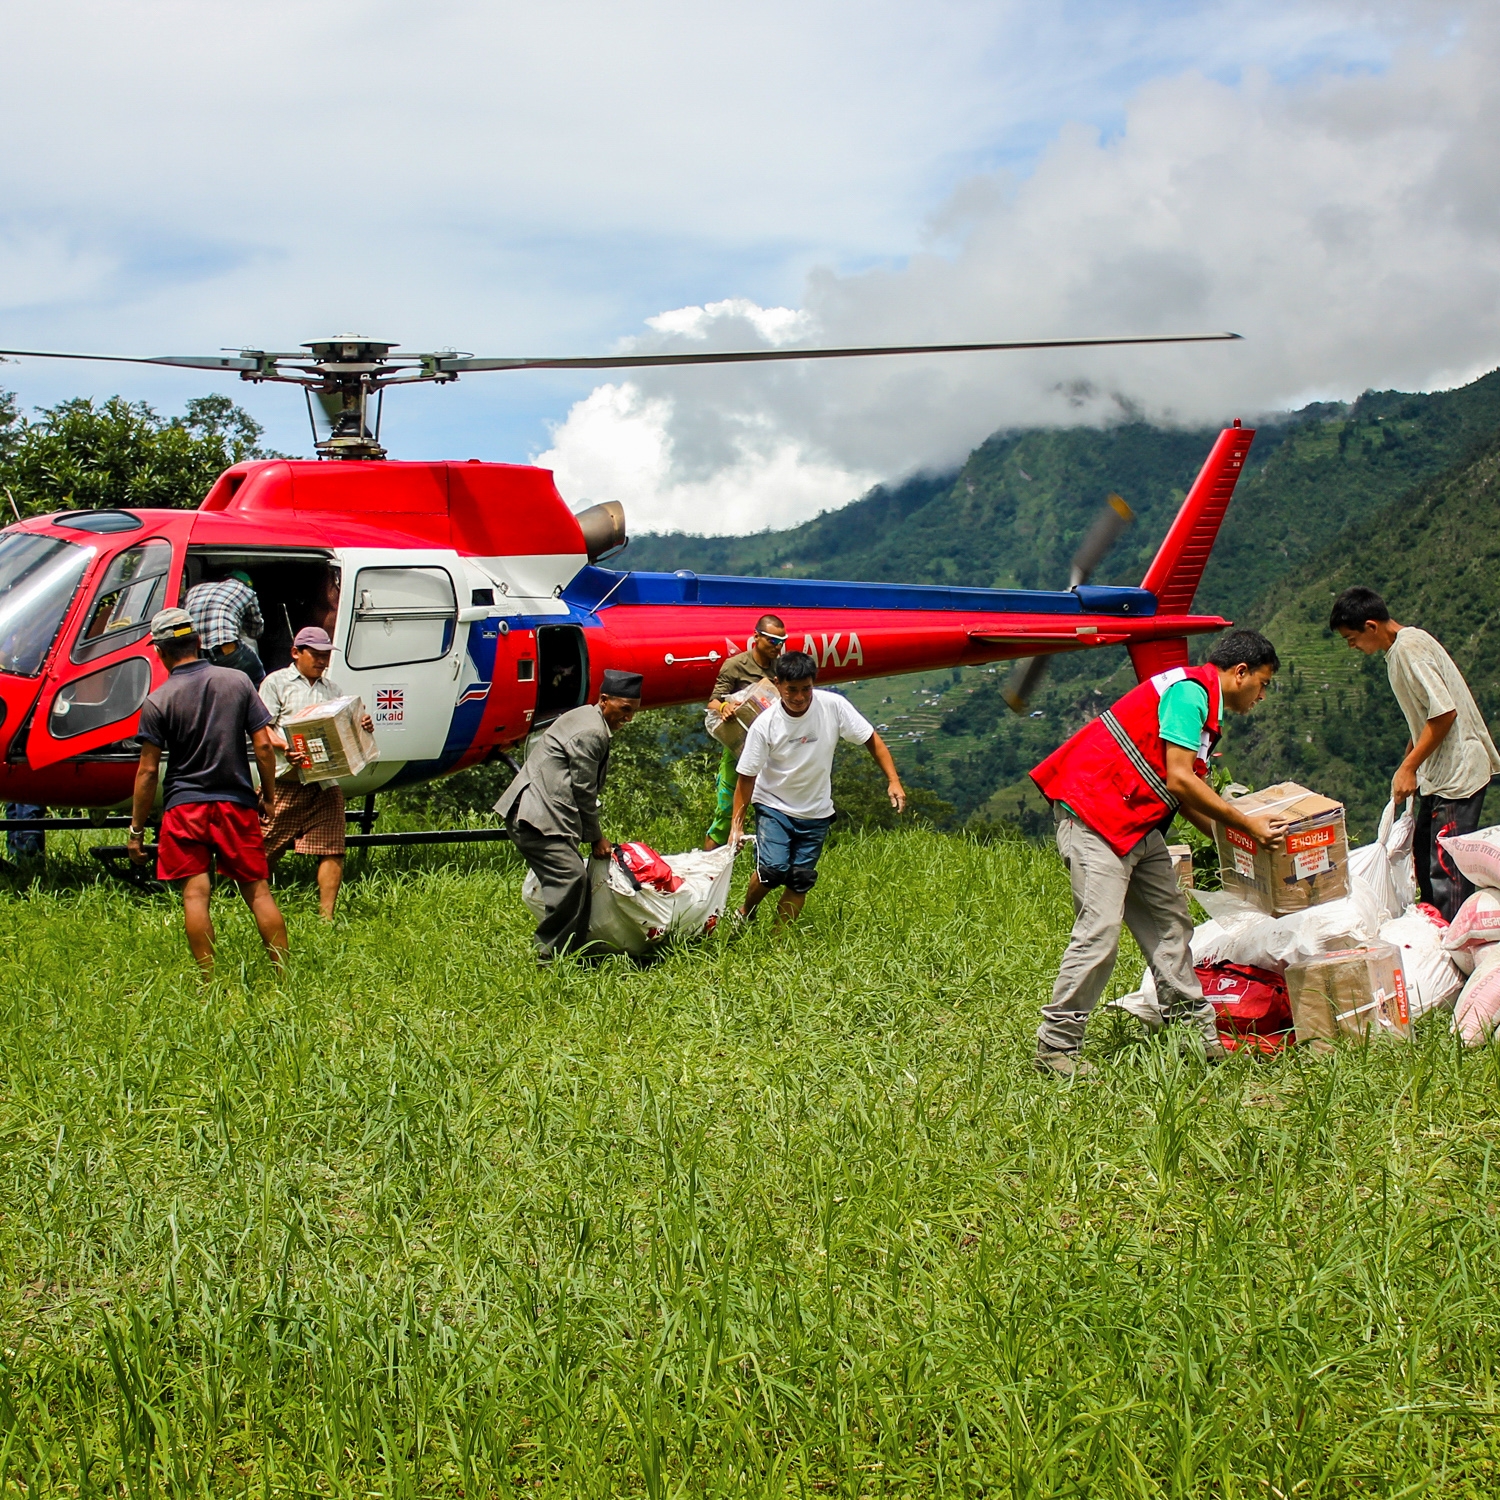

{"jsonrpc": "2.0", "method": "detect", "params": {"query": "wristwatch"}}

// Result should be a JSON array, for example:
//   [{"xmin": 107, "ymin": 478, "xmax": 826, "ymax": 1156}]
[{"xmin": 127, "ymin": 826, "xmax": 144, "ymax": 839}]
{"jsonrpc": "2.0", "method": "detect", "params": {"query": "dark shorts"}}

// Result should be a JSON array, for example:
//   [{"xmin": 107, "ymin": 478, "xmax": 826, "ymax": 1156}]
[
  {"xmin": 157, "ymin": 801, "xmax": 269, "ymax": 884},
  {"xmin": 754, "ymin": 804, "xmax": 834, "ymax": 894}
]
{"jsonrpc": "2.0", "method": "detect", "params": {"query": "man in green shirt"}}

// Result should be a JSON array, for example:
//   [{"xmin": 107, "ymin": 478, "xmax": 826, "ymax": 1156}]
[{"xmin": 704, "ymin": 614, "xmax": 786, "ymax": 848}]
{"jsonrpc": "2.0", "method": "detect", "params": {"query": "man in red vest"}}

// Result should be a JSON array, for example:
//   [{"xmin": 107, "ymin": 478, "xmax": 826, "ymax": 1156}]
[{"xmin": 1029, "ymin": 629, "xmax": 1290, "ymax": 1076}]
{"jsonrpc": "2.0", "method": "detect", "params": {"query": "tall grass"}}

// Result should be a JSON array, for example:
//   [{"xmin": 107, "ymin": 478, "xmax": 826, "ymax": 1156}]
[{"xmin": 2, "ymin": 821, "xmax": 1498, "ymax": 1495}]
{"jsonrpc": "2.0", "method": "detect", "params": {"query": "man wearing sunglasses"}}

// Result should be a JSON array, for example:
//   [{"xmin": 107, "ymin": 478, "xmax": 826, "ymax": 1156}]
[{"xmin": 704, "ymin": 614, "xmax": 787, "ymax": 849}]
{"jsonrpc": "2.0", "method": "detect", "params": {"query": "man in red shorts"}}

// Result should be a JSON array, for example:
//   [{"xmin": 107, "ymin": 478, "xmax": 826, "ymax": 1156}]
[{"xmin": 126, "ymin": 607, "xmax": 289, "ymax": 974}]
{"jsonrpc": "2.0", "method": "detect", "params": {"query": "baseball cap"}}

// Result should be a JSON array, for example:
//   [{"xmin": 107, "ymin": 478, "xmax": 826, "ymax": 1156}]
[
  {"xmin": 292, "ymin": 626, "xmax": 334, "ymax": 651},
  {"xmin": 149, "ymin": 607, "xmax": 197, "ymax": 644}
]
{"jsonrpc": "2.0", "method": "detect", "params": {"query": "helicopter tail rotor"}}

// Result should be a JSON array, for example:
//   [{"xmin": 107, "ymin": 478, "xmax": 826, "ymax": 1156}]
[{"xmin": 1003, "ymin": 492, "xmax": 1134, "ymax": 713}]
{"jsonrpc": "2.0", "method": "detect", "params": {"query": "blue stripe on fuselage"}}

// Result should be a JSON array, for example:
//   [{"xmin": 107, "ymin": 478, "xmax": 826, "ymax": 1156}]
[{"xmin": 562, "ymin": 565, "xmax": 1156, "ymax": 617}]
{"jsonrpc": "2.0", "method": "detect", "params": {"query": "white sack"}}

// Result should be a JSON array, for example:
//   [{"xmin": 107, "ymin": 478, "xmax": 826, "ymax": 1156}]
[
  {"xmin": 1453, "ymin": 944, "xmax": 1500, "ymax": 1045},
  {"xmin": 523, "ymin": 845, "xmax": 737, "ymax": 956},
  {"xmin": 1379, "ymin": 908, "xmax": 1464, "ymax": 1019},
  {"xmin": 1190, "ymin": 884, "xmax": 1381, "ymax": 972}
]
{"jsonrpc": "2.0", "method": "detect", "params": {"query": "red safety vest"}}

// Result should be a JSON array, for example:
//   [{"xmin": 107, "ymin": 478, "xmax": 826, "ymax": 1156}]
[{"xmin": 1031, "ymin": 664, "xmax": 1223, "ymax": 856}]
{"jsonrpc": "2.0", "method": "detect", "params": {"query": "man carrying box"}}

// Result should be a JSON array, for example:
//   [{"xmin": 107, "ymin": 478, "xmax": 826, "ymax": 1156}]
[
  {"xmin": 1331, "ymin": 586, "xmax": 1500, "ymax": 921},
  {"xmin": 259, "ymin": 626, "xmax": 375, "ymax": 920},
  {"xmin": 704, "ymin": 614, "xmax": 787, "ymax": 849},
  {"xmin": 1029, "ymin": 630, "xmax": 1291, "ymax": 1077},
  {"xmin": 728, "ymin": 650, "xmax": 905, "ymax": 928},
  {"xmin": 126, "ymin": 608, "xmax": 289, "ymax": 975}
]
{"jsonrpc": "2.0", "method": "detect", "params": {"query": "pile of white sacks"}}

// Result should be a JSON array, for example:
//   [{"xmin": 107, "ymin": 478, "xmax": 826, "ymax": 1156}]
[{"xmin": 1127, "ymin": 803, "xmax": 1500, "ymax": 1043}]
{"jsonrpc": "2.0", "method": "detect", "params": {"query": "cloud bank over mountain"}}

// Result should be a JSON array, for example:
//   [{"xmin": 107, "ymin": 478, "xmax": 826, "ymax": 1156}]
[{"xmin": 540, "ymin": 6, "xmax": 1500, "ymax": 533}]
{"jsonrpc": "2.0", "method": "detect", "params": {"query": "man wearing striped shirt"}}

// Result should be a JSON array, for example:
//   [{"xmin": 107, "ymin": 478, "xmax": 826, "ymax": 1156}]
[{"xmin": 185, "ymin": 568, "xmax": 266, "ymax": 686}]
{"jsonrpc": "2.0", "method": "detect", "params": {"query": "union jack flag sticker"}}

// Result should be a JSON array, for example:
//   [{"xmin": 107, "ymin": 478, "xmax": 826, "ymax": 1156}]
[{"xmin": 373, "ymin": 686, "xmax": 406, "ymax": 724}]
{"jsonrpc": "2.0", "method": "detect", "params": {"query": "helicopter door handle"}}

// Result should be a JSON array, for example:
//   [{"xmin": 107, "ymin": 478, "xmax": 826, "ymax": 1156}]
[{"xmin": 664, "ymin": 650, "xmax": 722, "ymax": 665}]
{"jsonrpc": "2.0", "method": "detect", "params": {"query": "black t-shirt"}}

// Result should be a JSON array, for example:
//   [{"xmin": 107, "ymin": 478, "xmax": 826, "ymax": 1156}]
[{"xmin": 137, "ymin": 658, "xmax": 273, "ymax": 811}]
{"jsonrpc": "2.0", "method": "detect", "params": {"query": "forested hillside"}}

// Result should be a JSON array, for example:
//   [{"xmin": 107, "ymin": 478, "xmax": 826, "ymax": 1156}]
[{"xmin": 631, "ymin": 369, "xmax": 1500, "ymax": 839}]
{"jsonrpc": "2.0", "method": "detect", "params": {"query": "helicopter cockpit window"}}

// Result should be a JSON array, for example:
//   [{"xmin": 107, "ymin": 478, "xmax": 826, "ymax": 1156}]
[
  {"xmin": 346, "ymin": 566, "xmax": 458, "ymax": 670},
  {"xmin": 49, "ymin": 656, "xmax": 153, "ymax": 739},
  {"xmin": 71, "ymin": 539, "xmax": 174, "ymax": 664},
  {"xmin": 0, "ymin": 534, "xmax": 96, "ymax": 678}
]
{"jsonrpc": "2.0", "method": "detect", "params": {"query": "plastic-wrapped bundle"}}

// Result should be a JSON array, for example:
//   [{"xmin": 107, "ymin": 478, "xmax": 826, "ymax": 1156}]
[{"xmin": 523, "ymin": 843, "xmax": 737, "ymax": 957}]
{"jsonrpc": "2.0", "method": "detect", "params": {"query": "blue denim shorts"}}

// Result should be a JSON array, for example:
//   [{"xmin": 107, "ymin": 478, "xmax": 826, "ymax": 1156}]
[{"xmin": 753, "ymin": 804, "xmax": 834, "ymax": 894}]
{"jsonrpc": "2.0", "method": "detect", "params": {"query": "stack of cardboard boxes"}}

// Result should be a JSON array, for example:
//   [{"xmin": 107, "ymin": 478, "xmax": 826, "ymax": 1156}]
[{"xmin": 1212, "ymin": 781, "xmax": 1409, "ymax": 1048}]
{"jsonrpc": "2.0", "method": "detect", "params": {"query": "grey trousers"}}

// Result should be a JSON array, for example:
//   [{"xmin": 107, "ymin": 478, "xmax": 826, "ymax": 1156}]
[
  {"xmin": 510, "ymin": 820, "xmax": 592, "ymax": 958},
  {"xmin": 1039, "ymin": 810, "xmax": 1214, "ymax": 1055}
]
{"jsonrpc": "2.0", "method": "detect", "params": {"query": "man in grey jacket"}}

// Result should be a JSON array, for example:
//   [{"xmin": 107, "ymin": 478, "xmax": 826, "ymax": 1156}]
[{"xmin": 496, "ymin": 669, "xmax": 643, "ymax": 960}]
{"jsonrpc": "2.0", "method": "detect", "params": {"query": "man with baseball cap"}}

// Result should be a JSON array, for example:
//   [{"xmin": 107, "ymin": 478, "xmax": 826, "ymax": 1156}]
[
  {"xmin": 258, "ymin": 625, "xmax": 376, "ymax": 920},
  {"xmin": 127, "ymin": 607, "xmax": 289, "ymax": 974},
  {"xmin": 184, "ymin": 566, "xmax": 267, "ymax": 686},
  {"xmin": 495, "ymin": 668, "xmax": 643, "ymax": 961}
]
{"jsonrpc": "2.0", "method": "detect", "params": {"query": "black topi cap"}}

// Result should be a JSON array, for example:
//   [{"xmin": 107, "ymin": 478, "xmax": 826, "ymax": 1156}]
[{"xmin": 600, "ymin": 669, "xmax": 643, "ymax": 699}]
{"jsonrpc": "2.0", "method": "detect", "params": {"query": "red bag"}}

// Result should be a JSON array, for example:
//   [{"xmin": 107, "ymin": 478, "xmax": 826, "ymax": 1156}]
[
  {"xmin": 612, "ymin": 842, "xmax": 684, "ymax": 893},
  {"xmin": 1196, "ymin": 961, "xmax": 1293, "ymax": 1054}
]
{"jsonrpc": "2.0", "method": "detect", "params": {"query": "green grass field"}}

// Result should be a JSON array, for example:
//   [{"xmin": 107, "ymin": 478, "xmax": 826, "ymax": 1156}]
[{"xmin": 3, "ymin": 816, "xmax": 1499, "ymax": 1496}]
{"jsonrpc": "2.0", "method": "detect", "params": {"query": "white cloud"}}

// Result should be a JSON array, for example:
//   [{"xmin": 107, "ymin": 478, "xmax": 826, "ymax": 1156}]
[
  {"xmin": 534, "ymin": 381, "xmax": 879, "ymax": 535},
  {"xmin": 538, "ymin": 5, "xmax": 1500, "ymax": 533}
]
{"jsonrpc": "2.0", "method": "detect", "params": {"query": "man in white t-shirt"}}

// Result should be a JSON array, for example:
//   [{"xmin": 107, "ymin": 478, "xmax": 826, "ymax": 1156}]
[
  {"xmin": 729, "ymin": 649, "xmax": 906, "ymax": 926},
  {"xmin": 1332, "ymin": 586, "xmax": 1500, "ymax": 920}
]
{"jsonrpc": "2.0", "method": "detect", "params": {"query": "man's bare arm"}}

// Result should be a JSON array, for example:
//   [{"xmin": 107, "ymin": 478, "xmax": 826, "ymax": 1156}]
[
  {"xmin": 1165, "ymin": 745, "xmax": 1287, "ymax": 845},
  {"xmin": 1393, "ymin": 710, "xmax": 1457, "ymax": 801},
  {"xmin": 126, "ymin": 744, "xmax": 162, "ymax": 864},
  {"xmin": 251, "ymin": 727, "xmax": 279, "ymax": 819},
  {"xmin": 864, "ymin": 732, "xmax": 906, "ymax": 812},
  {"xmin": 729, "ymin": 772, "xmax": 757, "ymax": 846}
]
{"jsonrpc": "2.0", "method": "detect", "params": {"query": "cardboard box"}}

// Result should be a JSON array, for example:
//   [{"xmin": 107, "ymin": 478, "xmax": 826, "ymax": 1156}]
[
  {"xmin": 1286, "ymin": 944, "xmax": 1412, "ymax": 1050},
  {"xmin": 706, "ymin": 677, "xmax": 780, "ymax": 753},
  {"xmin": 284, "ymin": 694, "xmax": 379, "ymax": 783},
  {"xmin": 1167, "ymin": 843, "xmax": 1195, "ymax": 890},
  {"xmin": 1214, "ymin": 781, "xmax": 1348, "ymax": 916}
]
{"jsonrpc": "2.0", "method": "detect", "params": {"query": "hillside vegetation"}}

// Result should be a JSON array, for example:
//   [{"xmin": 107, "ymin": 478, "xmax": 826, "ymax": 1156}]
[
  {"xmin": 3, "ymin": 804, "xmax": 1500, "ymax": 1495},
  {"xmin": 632, "ymin": 370, "xmax": 1500, "ymax": 839}
]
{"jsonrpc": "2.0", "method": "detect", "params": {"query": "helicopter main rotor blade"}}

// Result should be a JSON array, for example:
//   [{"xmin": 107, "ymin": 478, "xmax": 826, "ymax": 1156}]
[
  {"xmin": 0, "ymin": 347, "xmax": 265, "ymax": 371},
  {"xmin": 1002, "ymin": 654, "xmax": 1053, "ymax": 715},
  {"xmin": 436, "ymin": 331, "xmax": 1241, "ymax": 374}
]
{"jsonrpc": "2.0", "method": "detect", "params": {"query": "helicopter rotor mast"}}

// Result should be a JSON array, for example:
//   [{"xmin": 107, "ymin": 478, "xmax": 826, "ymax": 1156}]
[{"xmin": 0, "ymin": 330, "xmax": 1241, "ymax": 461}]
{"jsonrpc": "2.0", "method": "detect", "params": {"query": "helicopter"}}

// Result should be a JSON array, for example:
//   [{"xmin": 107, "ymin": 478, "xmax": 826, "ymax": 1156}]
[{"xmin": 0, "ymin": 331, "xmax": 1254, "ymax": 855}]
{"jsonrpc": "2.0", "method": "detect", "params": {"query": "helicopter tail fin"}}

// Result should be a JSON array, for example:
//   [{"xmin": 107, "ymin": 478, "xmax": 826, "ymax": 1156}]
[{"xmin": 1129, "ymin": 421, "xmax": 1255, "ymax": 683}]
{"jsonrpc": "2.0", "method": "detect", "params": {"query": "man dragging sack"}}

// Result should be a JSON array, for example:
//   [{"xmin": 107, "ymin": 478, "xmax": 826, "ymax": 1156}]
[
  {"xmin": 704, "ymin": 615, "xmax": 786, "ymax": 849},
  {"xmin": 1029, "ymin": 630, "xmax": 1290, "ymax": 1077},
  {"xmin": 496, "ymin": 669, "xmax": 642, "ymax": 962}
]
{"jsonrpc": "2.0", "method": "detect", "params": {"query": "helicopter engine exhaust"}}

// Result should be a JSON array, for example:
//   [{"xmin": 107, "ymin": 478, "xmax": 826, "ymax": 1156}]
[{"xmin": 575, "ymin": 500, "xmax": 627, "ymax": 562}]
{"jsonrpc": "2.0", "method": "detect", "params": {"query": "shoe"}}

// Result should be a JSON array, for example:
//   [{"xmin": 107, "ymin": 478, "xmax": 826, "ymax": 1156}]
[
  {"xmin": 1108, "ymin": 991, "xmax": 1167, "ymax": 1033},
  {"xmin": 1202, "ymin": 1038, "xmax": 1230, "ymax": 1067},
  {"xmin": 1034, "ymin": 1048, "xmax": 1095, "ymax": 1078}
]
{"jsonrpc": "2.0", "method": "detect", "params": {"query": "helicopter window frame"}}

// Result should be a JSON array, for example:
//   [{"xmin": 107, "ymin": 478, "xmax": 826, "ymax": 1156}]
[
  {"xmin": 71, "ymin": 538, "xmax": 175, "ymax": 665},
  {"xmin": 47, "ymin": 655, "xmax": 153, "ymax": 740},
  {"xmin": 345, "ymin": 565, "xmax": 459, "ymax": 671}
]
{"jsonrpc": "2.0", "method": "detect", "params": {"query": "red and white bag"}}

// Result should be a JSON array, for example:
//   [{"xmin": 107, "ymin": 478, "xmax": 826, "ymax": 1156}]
[
  {"xmin": 1454, "ymin": 946, "xmax": 1500, "ymax": 1045},
  {"xmin": 1438, "ymin": 825, "xmax": 1500, "ymax": 892},
  {"xmin": 612, "ymin": 841, "xmax": 684, "ymax": 893},
  {"xmin": 1441, "ymin": 889, "xmax": 1500, "ymax": 961}
]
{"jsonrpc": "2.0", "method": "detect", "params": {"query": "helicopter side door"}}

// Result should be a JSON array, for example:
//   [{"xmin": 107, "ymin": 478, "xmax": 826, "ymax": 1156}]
[
  {"xmin": 25, "ymin": 520, "xmax": 187, "ymax": 770},
  {"xmin": 331, "ymin": 550, "xmax": 465, "ymax": 774}
]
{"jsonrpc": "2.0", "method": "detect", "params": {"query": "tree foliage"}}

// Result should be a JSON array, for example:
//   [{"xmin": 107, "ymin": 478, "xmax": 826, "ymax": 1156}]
[{"xmin": 0, "ymin": 390, "xmax": 276, "ymax": 516}]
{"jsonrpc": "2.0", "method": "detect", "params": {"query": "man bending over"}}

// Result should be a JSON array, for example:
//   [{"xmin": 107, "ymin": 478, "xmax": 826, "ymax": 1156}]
[{"xmin": 729, "ymin": 650, "xmax": 905, "ymax": 927}]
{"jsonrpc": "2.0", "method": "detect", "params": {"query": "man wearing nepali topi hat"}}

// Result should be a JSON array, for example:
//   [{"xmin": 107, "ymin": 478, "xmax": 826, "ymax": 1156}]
[{"xmin": 496, "ymin": 668, "xmax": 644, "ymax": 962}]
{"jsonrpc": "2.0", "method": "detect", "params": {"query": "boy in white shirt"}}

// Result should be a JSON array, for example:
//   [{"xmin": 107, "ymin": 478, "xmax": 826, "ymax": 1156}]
[{"xmin": 729, "ymin": 650, "xmax": 906, "ymax": 925}]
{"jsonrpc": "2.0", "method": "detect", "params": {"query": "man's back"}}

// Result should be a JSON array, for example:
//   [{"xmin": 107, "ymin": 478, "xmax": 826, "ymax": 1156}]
[
  {"xmin": 185, "ymin": 578, "xmax": 261, "ymax": 650},
  {"xmin": 137, "ymin": 659, "xmax": 272, "ymax": 810}
]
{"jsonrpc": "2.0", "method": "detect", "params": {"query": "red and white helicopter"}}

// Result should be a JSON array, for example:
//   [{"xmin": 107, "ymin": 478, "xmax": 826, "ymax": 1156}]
[{"xmin": 0, "ymin": 332, "xmax": 1254, "ymax": 854}]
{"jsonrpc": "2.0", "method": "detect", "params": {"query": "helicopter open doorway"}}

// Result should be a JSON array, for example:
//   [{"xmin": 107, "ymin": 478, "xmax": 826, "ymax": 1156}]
[
  {"xmin": 183, "ymin": 548, "xmax": 339, "ymax": 674},
  {"xmin": 533, "ymin": 624, "xmax": 588, "ymax": 727}
]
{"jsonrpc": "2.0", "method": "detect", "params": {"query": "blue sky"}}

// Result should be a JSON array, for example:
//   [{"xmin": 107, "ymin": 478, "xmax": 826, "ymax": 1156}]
[{"xmin": 2, "ymin": 2, "xmax": 1493, "ymax": 532}]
